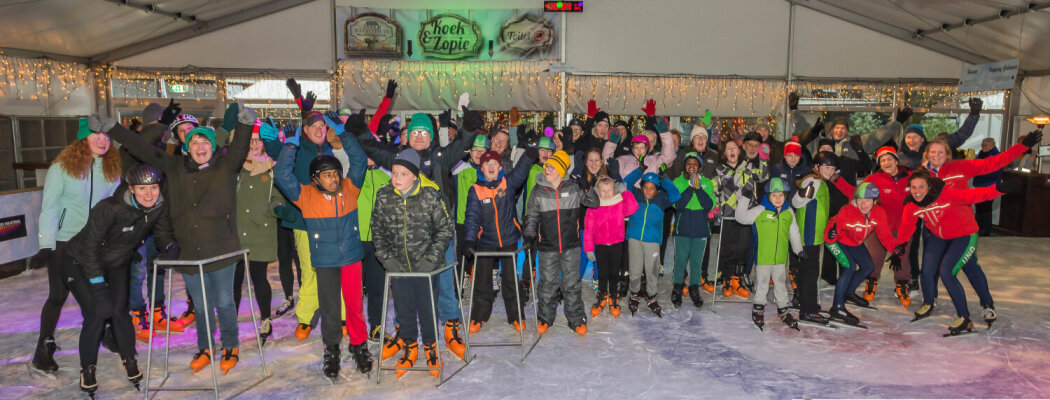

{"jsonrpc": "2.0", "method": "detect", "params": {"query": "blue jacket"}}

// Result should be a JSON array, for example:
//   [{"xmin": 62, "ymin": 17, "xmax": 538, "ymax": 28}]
[
  {"xmin": 769, "ymin": 158, "xmax": 810, "ymax": 200},
  {"xmin": 624, "ymin": 169, "xmax": 680, "ymax": 243},
  {"xmin": 972, "ymin": 147, "xmax": 1004, "ymax": 188},
  {"xmin": 265, "ymin": 129, "xmax": 337, "ymax": 231},
  {"xmin": 673, "ymin": 184, "xmax": 715, "ymax": 238},
  {"xmin": 274, "ymin": 131, "xmax": 367, "ymax": 268},
  {"xmin": 465, "ymin": 158, "xmax": 533, "ymax": 248}
]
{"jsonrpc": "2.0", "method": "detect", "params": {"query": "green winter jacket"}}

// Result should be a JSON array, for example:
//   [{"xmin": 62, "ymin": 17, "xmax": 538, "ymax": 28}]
[
  {"xmin": 453, "ymin": 161, "xmax": 479, "ymax": 225},
  {"xmin": 735, "ymin": 196, "xmax": 802, "ymax": 265},
  {"xmin": 790, "ymin": 173, "xmax": 830, "ymax": 246},
  {"xmin": 236, "ymin": 158, "xmax": 285, "ymax": 262},
  {"xmin": 358, "ymin": 166, "xmax": 391, "ymax": 242},
  {"xmin": 38, "ymin": 157, "xmax": 122, "ymax": 249},
  {"xmin": 371, "ymin": 175, "xmax": 455, "ymax": 273}
]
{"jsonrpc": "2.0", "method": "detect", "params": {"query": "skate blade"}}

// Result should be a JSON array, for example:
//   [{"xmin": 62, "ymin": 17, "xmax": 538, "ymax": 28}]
[
  {"xmin": 753, "ymin": 323, "xmax": 764, "ymax": 331},
  {"xmin": 943, "ymin": 330, "xmax": 980, "ymax": 338},
  {"xmin": 828, "ymin": 320, "xmax": 868, "ymax": 330},
  {"xmin": 910, "ymin": 315, "xmax": 932, "ymax": 323},
  {"xmin": 798, "ymin": 320, "xmax": 837, "ymax": 329}
]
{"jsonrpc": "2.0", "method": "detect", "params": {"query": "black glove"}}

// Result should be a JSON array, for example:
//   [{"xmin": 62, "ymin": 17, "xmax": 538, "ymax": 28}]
[
  {"xmin": 385, "ymin": 79, "xmax": 398, "ymax": 99},
  {"xmin": 827, "ymin": 226, "xmax": 838, "ymax": 241},
  {"xmin": 524, "ymin": 147, "xmax": 540, "ymax": 163},
  {"xmin": 739, "ymin": 183, "xmax": 755, "ymax": 200},
  {"xmin": 286, "ymin": 78, "xmax": 303, "ymax": 99},
  {"xmin": 160, "ymin": 243, "xmax": 180, "ymax": 261},
  {"xmin": 516, "ymin": 124, "xmax": 529, "ymax": 146},
  {"xmin": 644, "ymin": 116, "xmax": 657, "ymax": 133},
  {"xmin": 438, "ymin": 109, "xmax": 451, "ymax": 128},
  {"xmin": 1021, "ymin": 130, "xmax": 1043, "ymax": 148},
  {"xmin": 345, "ymin": 109, "xmax": 368, "ymax": 136},
  {"xmin": 281, "ymin": 123, "xmax": 297, "ymax": 139},
  {"xmin": 524, "ymin": 235, "xmax": 538, "ymax": 253},
  {"xmin": 464, "ymin": 241, "xmax": 477, "ymax": 257},
  {"xmin": 995, "ymin": 178, "xmax": 1022, "ymax": 194},
  {"xmin": 888, "ymin": 254, "xmax": 902, "ymax": 272},
  {"xmin": 788, "ymin": 92, "xmax": 800, "ymax": 111},
  {"xmin": 159, "ymin": 99, "xmax": 181, "ymax": 125},
  {"xmin": 462, "ymin": 106, "xmax": 483, "ymax": 133},
  {"xmin": 606, "ymin": 157, "xmax": 620, "ymax": 177},
  {"xmin": 30, "ymin": 248, "xmax": 54, "ymax": 269},
  {"xmin": 324, "ymin": 110, "xmax": 341, "ymax": 123},
  {"xmin": 892, "ymin": 243, "xmax": 906, "ymax": 257},
  {"xmin": 895, "ymin": 107, "xmax": 914, "ymax": 124},
  {"xmin": 301, "ymin": 91, "xmax": 317, "ymax": 113},
  {"xmin": 377, "ymin": 114, "xmax": 393, "ymax": 135},
  {"xmin": 809, "ymin": 116, "xmax": 824, "ymax": 137},
  {"xmin": 796, "ymin": 251, "xmax": 808, "ymax": 261},
  {"xmin": 89, "ymin": 280, "xmax": 115, "ymax": 317},
  {"xmin": 968, "ymin": 97, "xmax": 983, "ymax": 116},
  {"xmin": 849, "ymin": 134, "xmax": 864, "ymax": 153}
]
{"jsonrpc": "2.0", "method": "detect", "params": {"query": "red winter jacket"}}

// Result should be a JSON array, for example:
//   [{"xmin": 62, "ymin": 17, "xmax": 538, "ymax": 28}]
[
  {"xmin": 833, "ymin": 169, "xmax": 911, "ymax": 230},
  {"xmin": 823, "ymin": 203, "xmax": 897, "ymax": 249},
  {"xmin": 583, "ymin": 191, "xmax": 639, "ymax": 252},
  {"xmin": 896, "ymin": 186, "xmax": 1002, "ymax": 243},
  {"xmin": 924, "ymin": 142, "xmax": 1026, "ymax": 190}
]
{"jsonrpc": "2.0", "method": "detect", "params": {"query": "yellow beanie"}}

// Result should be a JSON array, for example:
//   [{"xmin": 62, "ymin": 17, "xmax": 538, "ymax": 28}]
[{"xmin": 545, "ymin": 150, "xmax": 571, "ymax": 178}]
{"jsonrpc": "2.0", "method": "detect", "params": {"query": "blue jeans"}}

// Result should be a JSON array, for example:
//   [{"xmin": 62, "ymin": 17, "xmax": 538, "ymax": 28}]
[
  {"xmin": 437, "ymin": 237, "xmax": 462, "ymax": 323},
  {"xmin": 128, "ymin": 236, "xmax": 163, "ymax": 310},
  {"xmin": 181, "ymin": 263, "xmax": 239, "ymax": 350}
]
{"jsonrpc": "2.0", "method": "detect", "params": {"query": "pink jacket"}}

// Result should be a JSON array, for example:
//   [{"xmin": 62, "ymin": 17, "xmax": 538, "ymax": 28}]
[
  {"xmin": 583, "ymin": 191, "xmax": 639, "ymax": 252},
  {"xmin": 603, "ymin": 131, "xmax": 677, "ymax": 180}
]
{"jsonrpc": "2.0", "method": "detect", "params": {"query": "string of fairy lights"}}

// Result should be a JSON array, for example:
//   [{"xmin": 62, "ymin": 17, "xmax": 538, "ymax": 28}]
[{"xmin": 1, "ymin": 52, "xmax": 1008, "ymax": 127}]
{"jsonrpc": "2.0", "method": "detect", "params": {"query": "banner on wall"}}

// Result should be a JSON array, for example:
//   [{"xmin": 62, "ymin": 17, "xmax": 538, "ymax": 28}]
[
  {"xmin": 0, "ymin": 189, "xmax": 42, "ymax": 265},
  {"xmin": 335, "ymin": 7, "xmax": 559, "ymax": 61}
]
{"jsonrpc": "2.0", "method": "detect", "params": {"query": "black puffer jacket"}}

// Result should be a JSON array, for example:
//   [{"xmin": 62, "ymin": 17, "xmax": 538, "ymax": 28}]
[
  {"xmin": 523, "ymin": 175, "xmax": 587, "ymax": 253},
  {"xmin": 66, "ymin": 189, "xmax": 176, "ymax": 280}
]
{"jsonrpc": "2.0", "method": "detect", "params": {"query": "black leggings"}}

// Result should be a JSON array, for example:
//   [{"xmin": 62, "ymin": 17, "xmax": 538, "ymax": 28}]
[
  {"xmin": 276, "ymin": 225, "xmax": 300, "ymax": 299},
  {"xmin": 595, "ymin": 242, "xmax": 624, "ymax": 295},
  {"xmin": 718, "ymin": 220, "xmax": 751, "ymax": 278},
  {"xmin": 39, "ymin": 241, "xmax": 84, "ymax": 339},
  {"xmin": 234, "ymin": 260, "xmax": 272, "ymax": 319},
  {"xmin": 60, "ymin": 250, "xmax": 136, "ymax": 367}
]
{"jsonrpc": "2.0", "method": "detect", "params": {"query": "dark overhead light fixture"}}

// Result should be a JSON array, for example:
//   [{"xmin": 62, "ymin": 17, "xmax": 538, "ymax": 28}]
[
  {"xmin": 963, "ymin": 18, "xmax": 973, "ymax": 26},
  {"xmin": 999, "ymin": 9, "xmax": 1010, "ymax": 18},
  {"xmin": 144, "ymin": 4, "xmax": 155, "ymax": 13},
  {"xmin": 187, "ymin": 15, "xmax": 197, "ymax": 23}
]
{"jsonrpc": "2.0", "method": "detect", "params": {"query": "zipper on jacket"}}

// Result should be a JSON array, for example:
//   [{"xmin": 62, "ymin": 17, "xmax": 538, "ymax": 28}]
[
  {"xmin": 554, "ymin": 186, "xmax": 563, "ymax": 253},
  {"xmin": 491, "ymin": 199, "xmax": 503, "ymax": 248},
  {"xmin": 402, "ymin": 197, "xmax": 412, "ymax": 271},
  {"xmin": 641, "ymin": 199, "xmax": 650, "ymax": 240}
]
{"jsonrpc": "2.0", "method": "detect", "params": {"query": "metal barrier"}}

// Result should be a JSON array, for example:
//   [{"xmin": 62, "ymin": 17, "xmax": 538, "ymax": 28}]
[
  {"xmin": 462, "ymin": 251, "xmax": 540, "ymax": 363},
  {"xmin": 707, "ymin": 227, "xmax": 752, "ymax": 313},
  {"xmin": 375, "ymin": 263, "xmax": 471, "ymax": 387},
  {"xmin": 143, "ymin": 249, "xmax": 269, "ymax": 400}
]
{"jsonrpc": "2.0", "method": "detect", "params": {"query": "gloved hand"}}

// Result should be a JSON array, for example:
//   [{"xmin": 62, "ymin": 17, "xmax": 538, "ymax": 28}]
[
  {"xmin": 222, "ymin": 102, "xmax": 239, "ymax": 132},
  {"xmin": 968, "ymin": 97, "xmax": 983, "ymax": 116},
  {"xmin": 464, "ymin": 241, "xmax": 477, "ymax": 257},
  {"xmin": 759, "ymin": 143, "xmax": 770, "ymax": 161},
  {"xmin": 827, "ymin": 226, "xmax": 838, "ymax": 241},
  {"xmin": 801, "ymin": 176, "xmax": 821, "ymax": 198},
  {"xmin": 586, "ymin": 252, "xmax": 596, "ymax": 262},
  {"xmin": 237, "ymin": 103, "xmax": 258, "ymax": 125},
  {"xmin": 345, "ymin": 109, "xmax": 368, "ymax": 136},
  {"xmin": 462, "ymin": 106, "xmax": 484, "ymax": 133},
  {"xmin": 324, "ymin": 110, "xmax": 341, "ymax": 123},
  {"xmin": 301, "ymin": 91, "xmax": 317, "ymax": 113},
  {"xmin": 524, "ymin": 147, "xmax": 540, "ymax": 163},
  {"xmin": 1021, "ymin": 130, "xmax": 1043, "ymax": 148},
  {"xmin": 849, "ymin": 134, "xmax": 864, "ymax": 153},
  {"xmin": 30, "ymin": 248, "xmax": 54, "ymax": 270},
  {"xmin": 285, "ymin": 78, "xmax": 303, "ymax": 99},
  {"xmin": 89, "ymin": 105, "xmax": 117, "ymax": 133},
  {"xmin": 788, "ymin": 92, "xmax": 800, "ymax": 111},
  {"xmin": 796, "ymin": 251, "xmax": 809, "ymax": 261},
  {"xmin": 995, "ymin": 177, "xmax": 1022, "ymax": 194},
  {"xmin": 281, "ymin": 124, "xmax": 297, "ymax": 140},
  {"xmin": 888, "ymin": 254, "xmax": 902, "ymax": 272},
  {"xmin": 159, "ymin": 99, "xmax": 181, "ymax": 126},
  {"xmin": 892, "ymin": 244, "xmax": 907, "ymax": 257},
  {"xmin": 606, "ymin": 157, "xmax": 620, "ymax": 177},
  {"xmin": 438, "ymin": 109, "xmax": 451, "ymax": 128},
  {"xmin": 809, "ymin": 116, "xmax": 824, "ymax": 137},
  {"xmin": 509, "ymin": 107, "xmax": 521, "ymax": 127},
  {"xmin": 895, "ymin": 107, "xmax": 914, "ymax": 124},
  {"xmin": 641, "ymin": 98, "xmax": 656, "ymax": 117},
  {"xmin": 160, "ymin": 243, "xmax": 180, "ymax": 261},
  {"xmin": 259, "ymin": 121, "xmax": 279, "ymax": 142},
  {"xmin": 587, "ymin": 99, "xmax": 600, "ymax": 118},
  {"xmin": 385, "ymin": 79, "xmax": 398, "ymax": 98},
  {"xmin": 89, "ymin": 280, "xmax": 114, "ymax": 318},
  {"xmin": 689, "ymin": 173, "xmax": 701, "ymax": 189},
  {"xmin": 524, "ymin": 234, "xmax": 538, "ymax": 254}
]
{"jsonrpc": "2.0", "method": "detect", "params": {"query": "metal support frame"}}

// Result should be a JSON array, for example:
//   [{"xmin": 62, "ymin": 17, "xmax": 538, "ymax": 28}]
[
  {"xmin": 144, "ymin": 250, "xmax": 270, "ymax": 400},
  {"xmin": 375, "ymin": 263, "xmax": 471, "ymax": 387},
  {"xmin": 461, "ymin": 251, "xmax": 541, "ymax": 363},
  {"xmin": 707, "ymin": 221, "xmax": 752, "ymax": 313}
]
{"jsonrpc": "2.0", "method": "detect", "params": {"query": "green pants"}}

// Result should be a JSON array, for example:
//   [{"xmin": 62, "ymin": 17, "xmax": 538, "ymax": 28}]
[{"xmin": 673, "ymin": 236, "xmax": 708, "ymax": 286}]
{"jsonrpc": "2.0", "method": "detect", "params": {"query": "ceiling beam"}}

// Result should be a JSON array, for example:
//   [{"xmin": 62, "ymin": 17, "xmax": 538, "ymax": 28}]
[
  {"xmin": 90, "ymin": 0, "xmax": 315, "ymax": 64},
  {"xmin": 0, "ymin": 47, "xmax": 91, "ymax": 64},
  {"xmin": 787, "ymin": 0, "xmax": 995, "ymax": 66}
]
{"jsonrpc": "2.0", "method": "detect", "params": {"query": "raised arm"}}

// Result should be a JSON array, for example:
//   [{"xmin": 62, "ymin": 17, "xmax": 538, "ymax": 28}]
[
  {"xmin": 107, "ymin": 122, "xmax": 177, "ymax": 174},
  {"xmin": 274, "ymin": 144, "xmax": 303, "ymax": 202},
  {"xmin": 734, "ymin": 195, "xmax": 764, "ymax": 225}
]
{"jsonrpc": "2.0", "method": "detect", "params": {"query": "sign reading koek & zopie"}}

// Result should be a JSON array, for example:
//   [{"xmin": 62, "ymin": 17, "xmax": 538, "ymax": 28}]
[{"xmin": 418, "ymin": 13, "xmax": 482, "ymax": 59}]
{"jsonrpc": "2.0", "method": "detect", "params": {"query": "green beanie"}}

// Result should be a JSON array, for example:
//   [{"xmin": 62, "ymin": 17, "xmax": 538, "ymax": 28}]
[
  {"xmin": 407, "ymin": 112, "xmax": 435, "ymax": 139},
  {"xmin": 537, "ymin": 136, "xmax": 556, "ymax": 150},
  {"xmin": 186, "ymin": 126, "xmax": 217, "ymax": 151},
  {"xmin": 77, "ymin": 118, "xmax": 92, "ymax": 140}
]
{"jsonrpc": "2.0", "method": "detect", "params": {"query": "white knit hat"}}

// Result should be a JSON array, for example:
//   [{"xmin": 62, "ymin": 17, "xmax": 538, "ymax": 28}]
[{"xmin": 690, "ymin": 125, "xmax": 709, "ymax": 142}]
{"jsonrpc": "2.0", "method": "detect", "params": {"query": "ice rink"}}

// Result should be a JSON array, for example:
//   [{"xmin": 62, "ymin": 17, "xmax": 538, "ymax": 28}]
[{"xmin": 2, "ymin": 236, "xmax": 1049, "ymax": 399}]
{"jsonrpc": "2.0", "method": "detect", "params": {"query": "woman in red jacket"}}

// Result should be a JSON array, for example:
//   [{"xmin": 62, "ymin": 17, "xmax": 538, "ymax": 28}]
[
  {"xmin": 894, "ymin": 170, "xmax": 1011, "ymax": 336},
  {"xmin": 920, "ymin": 131, "xmax": 1040, "ymax": 190},
  {"xmin": 823, "ymin": 182, "xmax": 898, "ymax": 328}
]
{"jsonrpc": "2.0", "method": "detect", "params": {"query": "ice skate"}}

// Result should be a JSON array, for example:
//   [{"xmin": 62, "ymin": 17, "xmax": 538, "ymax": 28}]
[
  {"xmin": 274, "ymin": 296, "xmax": 295, "ymax": 319},
  {"xmin": 444, "ymin": 321, "xmax": 466, "ymax": 360},
  {"xmin": 177, "ymin": 298, "xmax": 196, "ymax": 327},
  {"xmin": 798, "ymin": 311, "xmax": 835, "ymax": 329},
  {"xmin": 121, "ymin": 357, "xmax": 142, "ymax": 391},
  {"xmin": 394, "ymin": 342, "xmax": 418, "ymax": 379},
  {"xmin": 895, "ymin": 280, "xmax": 912, "ymax": 309},
  {"xmin": 31, "ymin": 336, "xmax": 59, "ymax": 373},
  {"xmin": 152, "ymin": 304, "xmax": 185, "ymax": 332},
  {"xmin": 609, "ymin": 295, "xmax": 622, "ymax": 318},
  {"xmin": 219, "ymin": 348, "xmax": 238, "ymax": 375},
  {"xmin": 752, "ymin": 304, "xmax": 765, "ymax": 331},
  {"xmin": 591, "ymin": 291, "xmax": 608, "ymax": 317},
  {"xmin": 688, "ymin": 285, "xmax": 703, "ymax": 309},
  {"xmin": 628, "ymin": 294, "xmax": 641, "ymax": 316},
  {"xmin": 846, "ymin": 292, "xmax": 876, "ymax": 309},
  {"xmin": 79, "ymin": 364, "xmax": 97, "ymax": 399},
  {"xmin": 828, "ymin": 305, "xmax": 867, "ymax": 329},
  {"xmin": 862, "ymin": 277, "xmax": 877, "ymax": 302},
  {"xmin": 778, "ymin": 307, "xmax": 800, "ymax": 331},
  {"xmin": 732, "ymin": 276, "xmax": 750, "ymax": 298},
  {"xmin": 671, "ymin": 284, "xmax": 684, "ymax": 309},
  {"xmin": 982, "ymin": 305, "xmax": 997, "ymax": 328},
  {"xmin": 423, "ymin": 342, "xmax": 441, "ymax": 378},
  {"xmin": 350, "ymin": 343, "xmax": 373, "ymax": 374},
  {"xmin": 259, "ymin": 318, "xmax": 272, "ymax": 345},
  {"xmin": 295, "ymin": 323, "xmax": 313, "ymax": 343},
  {"xmin": 322, "ymin": 344, "xmax": 340, "ymax": 382},
  {"xmin": 646, "ymin": 295, "xmax": 662, "ymax": 318},
  {"xmin": 700, "ymin": 278, "xmax": 714, "ymax": 294},
  {"xmin": 911, "ymin": 303, "xmax": 935, "ymax": 322},
  {"xmin": 944, "ymin": 316, "xmax": 976, "ymax": 337},
  {"xmin": 189, "ymin": 349, "xmax": 211, "ymax": 374}
]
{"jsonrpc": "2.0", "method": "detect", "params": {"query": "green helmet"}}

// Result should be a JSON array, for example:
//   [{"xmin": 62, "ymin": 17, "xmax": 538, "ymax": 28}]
[
  {"xmin": 765, "ymin": 177, "xmax": 789, "ymax": 194},
  {"xmin": 855, "ymin": 182, "xmax": 880, "ymax": 199}
]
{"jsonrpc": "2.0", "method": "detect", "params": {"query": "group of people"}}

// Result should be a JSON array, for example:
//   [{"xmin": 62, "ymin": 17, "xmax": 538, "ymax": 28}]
[{"xmin": 27, "ymin": 78, "xmax": 1042, "ymax": 395}]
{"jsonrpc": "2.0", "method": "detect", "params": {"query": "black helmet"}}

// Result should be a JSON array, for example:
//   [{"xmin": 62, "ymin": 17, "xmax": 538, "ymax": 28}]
[
  {"xmin": 124, "ymin": 164, "xmax": 164, "ymax": 186},
  {"xmin": 309, "ymin": 155, "xmax": 343, "ymax": 180},
  {"xmin": 813, "ymin": 151, "xmax": 839, "ymax": 168}
]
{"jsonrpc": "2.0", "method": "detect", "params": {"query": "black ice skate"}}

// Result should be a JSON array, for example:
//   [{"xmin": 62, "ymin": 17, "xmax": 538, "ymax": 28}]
[
  {"xmin": 688, "ymin": 285, "xmax": 704, "ymax": 309},
  {"xmin": 122, "ymin": 357, "xmax": 142, "ymax": 391},
  {"xmin": 798, "ymin": 311, "xmax": 836, "ymax": 329},
  {"xmin": 646, "ymin": 296, "xmax": 662, "ymax": 318},
  {"xmin": 846, "ymin": 292, "xmax": 876, "ymax": 310},
  {"xmin": 778, "ymin": 307, "xmax": 799, "ymax": 331},
  {"xmin": 752, "ymin": 304, "xmax": 765, "ymax": 331},
  {"xmin": 944, "ymin": 316, "xmax": 976, "ymax": 337},
  {"xmin": 322, "ymin": 344, "xmax": 341, "ymax": 383},
  {"xmin": 911, "ymin": 303, "xmax": 935, "ymax": 322},
  {"xmin": 671, "ymin": 284, "xmax": 684, "ymax": 309},
  {"xmin": 828, "ymin": 305, "xmax": 867, "ymax": 329},
  {"xmin": 31, "ymin": 335, "xmax": 59, "ymax": 373},
  {"xmin": 80, "ymin": 364, "xmax": 98, "ymax": 399},
  {"xmin": 628, "ymin": 294, "xmax": 641, "ymax": 316},
  {"xmin": 350, "ymin": 343, "xmax": 373, "ymax": 374}
]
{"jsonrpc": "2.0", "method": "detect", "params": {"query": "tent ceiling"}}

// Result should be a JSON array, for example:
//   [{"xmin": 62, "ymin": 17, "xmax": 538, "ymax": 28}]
[{"xmin": 1, "ymin": 0, "xmax": 1048, "ymax": 74}]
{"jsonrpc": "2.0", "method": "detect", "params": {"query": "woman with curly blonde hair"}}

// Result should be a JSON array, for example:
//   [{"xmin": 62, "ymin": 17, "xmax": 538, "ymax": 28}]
[{"xmin": 30, "ymin": 118, "xmax": 122, "ymax": 373}]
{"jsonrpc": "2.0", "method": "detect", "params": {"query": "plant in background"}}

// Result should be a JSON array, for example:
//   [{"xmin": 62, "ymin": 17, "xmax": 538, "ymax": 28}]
[{"xmin": 919, "ymin": 113, "xmax": 959, "ymax": 139}]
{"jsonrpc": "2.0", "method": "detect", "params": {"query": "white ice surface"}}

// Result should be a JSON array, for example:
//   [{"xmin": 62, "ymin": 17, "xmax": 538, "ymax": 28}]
[{"xmin": 1, "ymin": 236, "xmax": 1049, "ymax": 399}]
